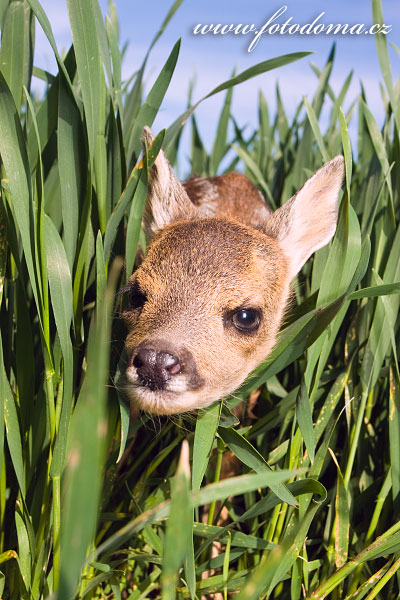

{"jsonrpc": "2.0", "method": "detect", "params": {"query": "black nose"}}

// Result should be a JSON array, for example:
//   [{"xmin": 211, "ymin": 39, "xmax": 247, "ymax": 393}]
[{"xmin": 132, "ymin": 347, "xmax": 182, "ymax": 390}]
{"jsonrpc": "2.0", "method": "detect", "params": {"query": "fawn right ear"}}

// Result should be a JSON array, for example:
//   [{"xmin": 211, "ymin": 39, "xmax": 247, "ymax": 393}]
[
  {"xmin": 264, "ymin": 156, "xmax": 345, "ymax": 280},
  {"xmin": 142, "ymin": 127, "xmax": 198, "ymax": 238}
]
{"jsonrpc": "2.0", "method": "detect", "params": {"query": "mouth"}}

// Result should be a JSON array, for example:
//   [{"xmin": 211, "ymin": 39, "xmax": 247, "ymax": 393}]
[
  {"xmin": 127, "ymin": 383, "xmax": 205, "ymax": 415},
  {"xmin": 123, "ymin": 365, "xmax": 205, "ymax": 415}
]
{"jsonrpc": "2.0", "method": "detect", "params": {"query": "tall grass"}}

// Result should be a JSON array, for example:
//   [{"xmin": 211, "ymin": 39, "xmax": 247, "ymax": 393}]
[{"xmin": 0, "ymin": 0, "xmax": 399, "ymax": 598}]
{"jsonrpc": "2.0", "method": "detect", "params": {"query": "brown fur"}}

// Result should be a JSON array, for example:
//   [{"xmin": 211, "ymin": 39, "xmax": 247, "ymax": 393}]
[
  {"xmin": 122, "ymin": 127, "xmax": 344, "ymax": 415},
  {"xmin": 183, "ymin": 172, "xmax": 271, "ymax": 227}
]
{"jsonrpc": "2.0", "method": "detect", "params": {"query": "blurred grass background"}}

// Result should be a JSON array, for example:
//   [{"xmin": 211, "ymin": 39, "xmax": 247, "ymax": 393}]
[{"xmin": 0, "ymin": 0, "xmax": 400, "ymax": 598}]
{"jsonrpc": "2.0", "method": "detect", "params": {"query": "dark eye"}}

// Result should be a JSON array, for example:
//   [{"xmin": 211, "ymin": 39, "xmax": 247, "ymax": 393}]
[
  {"xmin": 129, "ymin": 282, "xmax": 147, "ymax": 311},
  {"xmin": 232, "ymin": 308, "xmax": 261, "ymax": 332}
]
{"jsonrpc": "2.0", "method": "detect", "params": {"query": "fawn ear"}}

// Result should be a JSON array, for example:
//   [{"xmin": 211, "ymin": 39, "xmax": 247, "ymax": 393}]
[
  {"xmin": 142, "ymin": 127, "xmax": 198, "ymax": 237},
  {"xmin": 265, "ymin": 156, "xmax": 345, "ymax": 280}
]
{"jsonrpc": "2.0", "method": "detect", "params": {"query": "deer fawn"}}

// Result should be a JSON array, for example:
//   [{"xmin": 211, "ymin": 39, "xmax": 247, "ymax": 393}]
[{"xmin": 122, "ymin": 127, "xmax": 344, "ymax": 415}]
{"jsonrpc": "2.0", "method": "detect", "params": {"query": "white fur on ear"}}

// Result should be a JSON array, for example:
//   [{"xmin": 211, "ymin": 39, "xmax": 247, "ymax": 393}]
[
  {"xmin": 142, "ymin": 127, "xmax": 198, "ymax": 237},
  {"xmin": 264, "ymin": 156, "xmax": 345, "ymax": 280}
]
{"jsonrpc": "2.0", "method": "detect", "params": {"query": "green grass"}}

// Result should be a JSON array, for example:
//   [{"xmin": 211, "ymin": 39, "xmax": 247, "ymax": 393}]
[{"xmin": 0, "ymin": 0, "xmax": 399, "ymax": 598}]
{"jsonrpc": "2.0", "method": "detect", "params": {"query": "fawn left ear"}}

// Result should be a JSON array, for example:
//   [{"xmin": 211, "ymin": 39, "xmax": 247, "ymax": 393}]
[
  {"xmin": 264, "ymin": 156, "xmax": 345, "ymax": 280},
  {"xmin": 142, "ymin": 127, "xmax": 198, "ymax": 238}
]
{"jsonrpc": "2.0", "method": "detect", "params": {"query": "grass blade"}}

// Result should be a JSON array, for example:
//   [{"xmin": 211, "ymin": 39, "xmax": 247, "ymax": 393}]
[
  {"xmin": 161, "ymin": 441, "xmax": 192, "ymax": 599},
  {"xmin": 295, "ymin": 378, "xmax": 315, "ymax": 463},
  {"xmin": 45, "ymin": 215, "xmax": 74, "ymax": 476},
  {"xmin": 66, "ymin": 0, "xmax": 106, "ymax": 162},
  {"xmin": 0, "ymin": 0, "xmax": 33, "ymax": 112},
  {"xmin": 127, "ymin": 39, "xmax": 180, "ymax": 167},
  {"xmin": 58, "ymin": 74, "xmax": 85, "ymax": 271},
  {"xmin": 192, "ymin": 401, "xmax": 221, "ymax": 491},
  {"xmin": 0, "ymin": 72, "xmax": 41, "ymax": 328},
  {"xmin": 303, "ymin": 97, "xmax": 328, "ymax": 162},
  {"xmin": 58, "ymin": 260, "xmax": 119, "ymax": 598},
  {"xmin": 210, "ymin": 79, "xmax": 234, "ymax": 175},
  {"xmin": 218, "ymin": 427, "xmax": 296, "ymax": 506}
]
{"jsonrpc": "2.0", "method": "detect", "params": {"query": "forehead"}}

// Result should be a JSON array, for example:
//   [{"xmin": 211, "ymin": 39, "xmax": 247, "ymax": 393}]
[{"xmin": 135, "ymin": 218, "xmax": 282, "ymax": 294}]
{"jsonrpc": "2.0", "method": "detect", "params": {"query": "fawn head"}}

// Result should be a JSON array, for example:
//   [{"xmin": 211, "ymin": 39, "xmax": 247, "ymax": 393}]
[{"xmin": 122, "ymin": 128, "xmax": 344, "ymax": 415}]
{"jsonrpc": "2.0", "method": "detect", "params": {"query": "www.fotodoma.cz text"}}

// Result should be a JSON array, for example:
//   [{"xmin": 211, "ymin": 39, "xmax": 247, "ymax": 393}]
[{"xmin": 192, "ymin": 6, "xmax": 392, "ymax": 52}]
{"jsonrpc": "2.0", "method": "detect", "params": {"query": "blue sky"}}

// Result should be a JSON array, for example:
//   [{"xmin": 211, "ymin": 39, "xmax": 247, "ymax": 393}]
[{"xmin": 34, "ymin": 1, "xmax": 400, "ymax": 172}]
